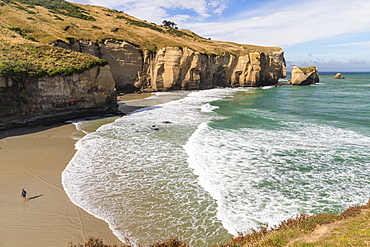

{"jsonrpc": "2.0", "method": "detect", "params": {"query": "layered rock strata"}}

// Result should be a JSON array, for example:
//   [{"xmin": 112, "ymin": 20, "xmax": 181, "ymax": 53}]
[
  {"xmin": 289, "ymin": 66, "xmax": 319, "ymax": 85},
  {"xmin": 0, "ymin": 65, "xmax": 116, "ymax": 129},
  {"xmin": 52, "ymin": 39, "xmax": 286, "ymax": 92}
]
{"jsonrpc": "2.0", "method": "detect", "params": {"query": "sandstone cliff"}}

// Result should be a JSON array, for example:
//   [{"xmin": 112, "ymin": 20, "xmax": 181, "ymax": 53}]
[
  {"xmin": 52, "ymin": 39, "xmax": 286, "ymax": 92},
  {"xmin": 0, "ymin": 65, "xmax": 116, "ymax": 129},
  {"xmin": 289, "ymin": 66, "xmax": 319, "ymax": 85}
]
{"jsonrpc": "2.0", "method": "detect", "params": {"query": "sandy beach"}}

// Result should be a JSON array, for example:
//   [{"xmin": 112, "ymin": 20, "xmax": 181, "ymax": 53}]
[
  {"xmin": 0, "ymin": 93, "xmax": 152, "ymax": 247},
  {"xmin": 0, "ymin": 124, "xmax": 120, "ymax": 246}
]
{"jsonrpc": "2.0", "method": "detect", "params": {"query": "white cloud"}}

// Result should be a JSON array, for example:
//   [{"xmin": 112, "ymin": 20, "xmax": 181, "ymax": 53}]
[
  {"xmin": 286, "ymin": 58, "xmax": 370, "ymax": 72},
  {"xmin": 75, "ymin": 0, "xmax": 229, "ymax": 24},
  {"xmin": 348, "ymin": 58, "xmax": 368, "ymax": 65},
  {"xmin": 331, "ymin": 41, "xmax": 370, "ymax": 47},
  {"xmin": 184, "ymin": 0, "xmax": 370, "ymax": 47}
]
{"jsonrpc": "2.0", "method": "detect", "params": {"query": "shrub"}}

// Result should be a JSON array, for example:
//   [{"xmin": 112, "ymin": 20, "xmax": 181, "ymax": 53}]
[
  {"xmin": 6, "ymin": 26, "xmax": 38, "ymax": 42},
  {"xmin": 116, "ymin": 15, "xmax": 163, "ymax": 33}
]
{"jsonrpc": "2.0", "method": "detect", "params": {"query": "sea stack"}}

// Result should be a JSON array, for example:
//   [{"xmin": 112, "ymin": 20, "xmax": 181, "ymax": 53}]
[
  {"xmin": 334, "ymin": 73, "xmax": 345, "ymax": 79},
  {"xmin": 290, "ymin": 66, "xmax": 319, "ymax": 85}
]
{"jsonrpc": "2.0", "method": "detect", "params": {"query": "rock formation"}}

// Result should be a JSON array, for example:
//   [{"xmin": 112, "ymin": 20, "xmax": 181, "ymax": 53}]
[
  {"xmin": 289, "ymin": 66, "xmax": 319, "ymax": 85},
  {"xmin": 334, "ymin": 73, "xmax": 345, "ymax": 79},
  {"xmin": 0, "ymin": 39, "xmax": 286, "ymax": 129},
  {"xmin": 0, "ymin": 65, "xmax": 116, "ymax": 129},
  {"xmin": 52, "ymin": 39, "xmax": 286, "ymax": 92}
]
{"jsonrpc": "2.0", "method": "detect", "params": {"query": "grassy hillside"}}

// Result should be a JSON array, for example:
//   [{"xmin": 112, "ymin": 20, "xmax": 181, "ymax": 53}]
[
  {"xmin": 0, "ymin": 20, "xmax": 106, "ymax": 78},
  {"xmin": 0, "ymin": 0, "xmax": 280, "ymax": 55}
]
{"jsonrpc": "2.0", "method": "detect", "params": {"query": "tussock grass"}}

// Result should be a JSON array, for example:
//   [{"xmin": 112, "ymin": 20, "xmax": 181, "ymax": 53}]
[
  {"xmin": 0, "ymin": 0, "xmax": 283, "ymax": 78},
  {"xmin": 69, "ymin": 200, "xmax": 370, "ymax": 247},
  {"xmin": 214, "ymin": 199, "xmax": 370, "ymax": 247},
  {"xmin": 0, "ymin": 0, "xmax": 281, "ymax": 55},
  {"xmin": 0, "ymin": 37, "xmax": 107, "ymax": 78}
]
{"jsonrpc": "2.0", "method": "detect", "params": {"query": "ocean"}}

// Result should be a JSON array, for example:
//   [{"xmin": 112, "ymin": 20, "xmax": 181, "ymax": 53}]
[{"xmin": 62, "ymin": 72, "xmax": 370, "ymax": 246}]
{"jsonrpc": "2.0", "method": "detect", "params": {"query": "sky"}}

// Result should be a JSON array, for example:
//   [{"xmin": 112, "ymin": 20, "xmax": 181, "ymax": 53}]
[{"xmin": 69, "ymin": 0, "xmax": 370, "ymax": 72}]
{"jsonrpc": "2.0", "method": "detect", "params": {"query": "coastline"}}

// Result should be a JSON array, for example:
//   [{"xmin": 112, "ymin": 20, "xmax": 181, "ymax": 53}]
[{"xmin": 0, "ymin": 93, "xmax": 153, "ymax": 247}]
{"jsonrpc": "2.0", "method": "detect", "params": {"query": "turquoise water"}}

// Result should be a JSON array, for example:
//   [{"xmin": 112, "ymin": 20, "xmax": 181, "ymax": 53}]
[{"xmin": 62, "ymin": 72, "xmax": 370, "ymax": 246}]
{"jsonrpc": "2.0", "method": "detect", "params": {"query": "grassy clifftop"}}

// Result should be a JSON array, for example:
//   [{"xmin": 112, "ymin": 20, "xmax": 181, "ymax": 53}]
[
  {"xmin": 0, "ymin": 0, "xmax": 283, "ymax": 78},
  {"xmin": 71, "ymin": 200, "xmax": 370, "ymax": 246},
  {"xmin": 0, "ymin": 21, "xmax": 106, "ymax": 78},
  {"xmin": 0, "ymin": 0, "xmax": 281, "ymax": 55},
  {"xmin": 0, "ymin": 41, "xmax": 107, "ymax": 78}
]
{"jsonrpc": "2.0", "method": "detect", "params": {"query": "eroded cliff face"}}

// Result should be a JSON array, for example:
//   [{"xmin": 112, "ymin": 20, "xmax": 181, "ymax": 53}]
[
  {"xmin": 0, "ymin": 65, "xmax": 116, "ymax": 129},
  {"xmin": 53, "ymin": 39, "xmax": 286, "ymax": 92},
  {"xmin": 141, "ymin": 46, "xmax": 285, "ymax": 90}
]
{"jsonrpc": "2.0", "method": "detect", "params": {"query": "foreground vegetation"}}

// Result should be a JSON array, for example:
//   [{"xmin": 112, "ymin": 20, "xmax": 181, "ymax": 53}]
[{"xmin": 71, "ymin": 200, "xmax": 370, "ymax": 247}]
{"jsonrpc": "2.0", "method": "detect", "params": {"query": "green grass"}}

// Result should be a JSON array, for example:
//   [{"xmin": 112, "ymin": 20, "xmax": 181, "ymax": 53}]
[
  {"xmin": 214, "ymin": 200, "xmax": 370, "ymax": 247},
  {"xmin": 0, "ymin": 39, "xmax": 107, "ymax": 78},
  {"xmin": 299, "ymin": 66, "xmax": 317, "ymax": 74},
  {"xmin": 6, "ymin": 26, "xmax": 37, "ymax": 41},
  {"xmin": 116, "ymin": 15, "xmax": 164, "ymax": 33},
  {"xmin": 1, "ymin": 0, "xmax": 96, "ymax": 20}
]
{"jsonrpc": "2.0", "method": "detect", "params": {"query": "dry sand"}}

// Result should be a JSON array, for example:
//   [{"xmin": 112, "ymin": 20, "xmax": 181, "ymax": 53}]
[{"xmin": 0, "ymin": 93, "xmax": 153, "ymax": 247}]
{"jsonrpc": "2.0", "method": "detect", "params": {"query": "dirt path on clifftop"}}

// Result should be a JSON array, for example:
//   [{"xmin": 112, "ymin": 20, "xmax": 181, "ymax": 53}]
[
  {"xmin": 287, "ymin": 208, "xmax": 370, "ymax": 246},
  {"xmin": 287, "ymin": 221, "xmax": 342, "ymax": 245}
]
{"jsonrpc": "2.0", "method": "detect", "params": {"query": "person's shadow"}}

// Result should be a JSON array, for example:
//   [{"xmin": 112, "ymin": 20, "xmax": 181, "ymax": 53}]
[{"xmin": 26, "ymin": 194, "xmax": 43, "ymax": 201}]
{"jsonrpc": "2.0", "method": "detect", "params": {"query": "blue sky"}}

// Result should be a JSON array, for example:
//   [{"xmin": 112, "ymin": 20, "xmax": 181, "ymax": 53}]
[{"xmin": 70, "ymin": 0, "xmax": 370, "ymax": 71}]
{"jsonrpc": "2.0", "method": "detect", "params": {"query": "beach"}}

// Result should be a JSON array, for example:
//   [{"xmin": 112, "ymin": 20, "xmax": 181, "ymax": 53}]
[
  {"xmin": 0, "ymin": 93, "xmax": 152, "ymax": 247},
  {"xmin": 0, "ymin": 124, "xmax": 120, "ymax": 246}
]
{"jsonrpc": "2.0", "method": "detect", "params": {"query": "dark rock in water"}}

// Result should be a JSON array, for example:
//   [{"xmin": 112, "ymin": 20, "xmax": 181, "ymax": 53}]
[
  {"xmin": 162, "ymin": 121, "xmax": 172, "ymax": 124},
  {"xmin": 135, "ymin": 130, "xmax": 149, "ymax": 133}
]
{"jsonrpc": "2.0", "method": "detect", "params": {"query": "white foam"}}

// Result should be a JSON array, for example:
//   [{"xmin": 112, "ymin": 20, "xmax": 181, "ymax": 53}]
[
  {"xmin": 262, "ymin": 85, "xmax": 275, "ymax": 90},
  {"xmin": 62, "ymin": 88, "xmax": 241, "ymax": 246},
  {"xmin": 185, "ymin": 120, "xmax": 370, "ymax": 235},
  {"xmin": 63, "ymin": 86, "xmax": 370, "ymax": 245},
  {"xmin": 201, "ymin": 103, "xmax": 219, "ymax": 113}
]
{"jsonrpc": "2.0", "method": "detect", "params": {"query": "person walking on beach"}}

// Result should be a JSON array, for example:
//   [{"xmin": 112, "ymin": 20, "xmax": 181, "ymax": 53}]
[{"xmin": 21, "ymin": 189, "xmax": 27, "ymax": 201}]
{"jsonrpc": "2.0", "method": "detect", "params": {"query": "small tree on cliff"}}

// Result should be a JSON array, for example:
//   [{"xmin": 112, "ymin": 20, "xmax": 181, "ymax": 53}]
[{"xmin": 162, "ymin": 20, "xmax": 177, "ymax": 29}]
